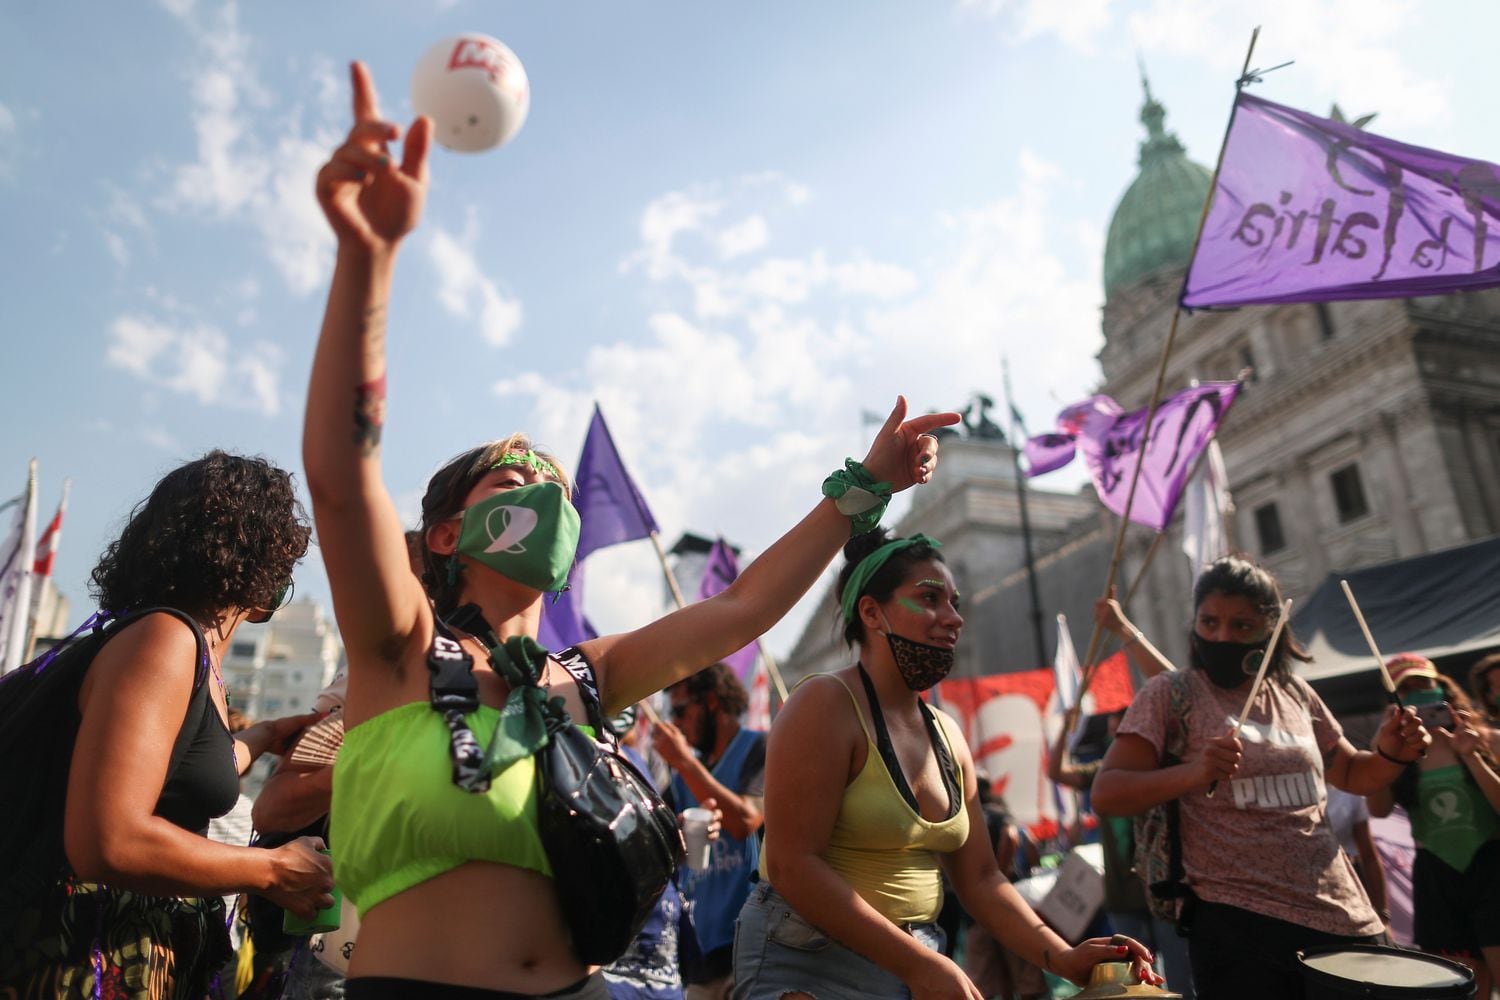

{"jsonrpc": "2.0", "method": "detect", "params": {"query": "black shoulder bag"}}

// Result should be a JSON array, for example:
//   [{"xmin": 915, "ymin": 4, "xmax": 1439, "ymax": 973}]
[{"xmin": 432, "ymin": 607, "xmax": 683, "ymax": 965}]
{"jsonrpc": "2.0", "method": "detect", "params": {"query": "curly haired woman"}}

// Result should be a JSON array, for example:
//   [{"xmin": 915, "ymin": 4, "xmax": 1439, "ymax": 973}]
[{"xmin": 0, "ymin": 451, "xmax": 334, "ymax": 999}]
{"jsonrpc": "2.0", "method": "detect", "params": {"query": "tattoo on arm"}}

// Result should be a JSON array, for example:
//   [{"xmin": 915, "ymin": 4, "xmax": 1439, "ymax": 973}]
[{"xmin": 353, "ymin": 374, "xmax": 387, "ymax": 456}]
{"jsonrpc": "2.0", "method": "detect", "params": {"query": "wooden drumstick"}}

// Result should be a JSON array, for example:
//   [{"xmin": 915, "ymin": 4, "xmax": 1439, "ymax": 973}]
[
  {"xmin": 1339, "ymin": 579, "xmax": 1399, "ymax": 703},
  {"xmin": 1207, "ymin": 598, "xmax": 1292, "ymax": 798}
]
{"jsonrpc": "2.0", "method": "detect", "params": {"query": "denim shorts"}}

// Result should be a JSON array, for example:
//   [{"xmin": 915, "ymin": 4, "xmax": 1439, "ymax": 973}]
[{"xmin": 730, "ymin": 882, "xmax": 944, "ymax": 1000}]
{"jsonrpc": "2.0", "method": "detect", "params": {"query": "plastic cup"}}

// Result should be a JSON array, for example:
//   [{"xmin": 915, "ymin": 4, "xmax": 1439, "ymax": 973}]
[
  {"xmin": 682, "ymin": 807, "xmax": 715, "ymax": 872},
  {"xmin": 283, "ymin": 851, "xmax": 341, "ymax": 935}
]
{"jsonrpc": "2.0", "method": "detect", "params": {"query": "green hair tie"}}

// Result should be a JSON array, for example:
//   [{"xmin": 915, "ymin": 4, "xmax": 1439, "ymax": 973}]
[
  {"xmin": 821, "ymin": 459, "xmax": 893, "ymax": 536},
  {"xmin": 494, "ymin": 450, "xmax": 561, "ymax": 482},
  {"xmin": 839, "ymin": 534, "xmax": 943, "ymax": 627}
]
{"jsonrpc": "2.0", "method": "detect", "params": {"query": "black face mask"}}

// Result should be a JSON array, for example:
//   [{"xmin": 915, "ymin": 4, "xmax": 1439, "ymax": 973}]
[{"xmin": 1191, "ymin": 632, "xmax": 1267, "ymax": 690}]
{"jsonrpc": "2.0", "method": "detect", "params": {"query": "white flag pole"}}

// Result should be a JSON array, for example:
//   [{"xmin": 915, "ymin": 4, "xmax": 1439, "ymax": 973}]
[{"xmin": 1, "ymin": 460, "xmax": 39, "ymax": 674}]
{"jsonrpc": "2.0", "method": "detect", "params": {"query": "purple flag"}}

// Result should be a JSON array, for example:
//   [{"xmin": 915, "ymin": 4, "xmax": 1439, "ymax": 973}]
[
  {"xmin": 1022, "ymin": 433, "xmax": 1078, "ymax": 478},
  {"xmin": 538, "ymin": 564, "xmax": 596, "ymax": 651},
  {"xmin": 696, "ymin": 538, "xmax": 759, "ymax": 682},
  {"xmin": 1184, "ymin": 93, "xmax": 1500, "ymax": 307},
  {"xmin": 1080, "ymin": 383, "xmax": 1242, "ymax": 531},
  {"xmin": 574, "ymin": 405, "xmax": 659, "ymax": 562},
  {"xmin": 540, "ymin": 404, "xmax": 658, "ymax": 650}
]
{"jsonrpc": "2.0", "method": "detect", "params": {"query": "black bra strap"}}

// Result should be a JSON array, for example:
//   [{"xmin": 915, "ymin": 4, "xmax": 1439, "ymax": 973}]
[{"xmin": 855, "ymin": 663, "xmax": 962, "ymax": 821}]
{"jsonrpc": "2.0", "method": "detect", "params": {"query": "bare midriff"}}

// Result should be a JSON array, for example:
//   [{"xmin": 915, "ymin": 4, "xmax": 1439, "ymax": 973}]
[{"xmin": 347, "ymin": 861, "xmax": 589, "ymax": 991}]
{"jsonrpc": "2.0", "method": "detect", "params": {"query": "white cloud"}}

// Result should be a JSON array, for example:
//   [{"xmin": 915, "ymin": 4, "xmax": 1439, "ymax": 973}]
[
  {"xmin": 1129, "ymin": 0, "xmax": 1449, "ymax": 129},
  {"xmin": 494, "ymin": 148, "xmax": 1106, "ymax": 653},
  {"xmin": 155, "ymin": 3, "xmax": 340, "ymax": 294},
  {"xmin": 138, "ymin": 425, "xmax": 184, "ymax": 453},
  {"xmin": 425, "ymin": 216, "xmax": 525, "ymax": 346},
  {"xmin": 956, "ymin": 0, "xmax": 1114, "ymax": 52},
  {"xmin": 716, "ymin": 215, "xmax": 770, "ymax": 259},
  {"xmin": 103, "ymin": 231, "xmax": 129, "ymax": 267},
  {"xmin": 106, "ymin": 315, "xmax": 284, "ymax": 416},
  {"xmin": 0, "ymin": 101, "xmax": 18, "ymax": 180}
]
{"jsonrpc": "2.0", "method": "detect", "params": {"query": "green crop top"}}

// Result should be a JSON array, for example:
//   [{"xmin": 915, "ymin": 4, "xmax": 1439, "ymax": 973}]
[{"xmin": 329, "ymin": 645, "xmax": 599, "ymax": 918}]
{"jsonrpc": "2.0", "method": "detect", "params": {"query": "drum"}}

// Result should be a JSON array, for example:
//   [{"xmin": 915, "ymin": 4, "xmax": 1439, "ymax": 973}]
[{"xmin": 1297, "ymin": 945, "xmax": 1474, "ymax": 999}]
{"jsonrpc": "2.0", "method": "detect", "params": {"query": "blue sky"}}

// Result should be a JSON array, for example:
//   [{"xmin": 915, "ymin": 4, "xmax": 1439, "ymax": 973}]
[{"xmin": 3, "ymin": 0, "xmax": 1498, "ymax": 658}]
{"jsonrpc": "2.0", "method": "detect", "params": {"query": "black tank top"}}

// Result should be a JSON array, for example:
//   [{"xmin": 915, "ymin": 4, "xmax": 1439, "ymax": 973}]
[{"xmin": 154, "ymin": 659, "xmax": 240, "ymax": 834}]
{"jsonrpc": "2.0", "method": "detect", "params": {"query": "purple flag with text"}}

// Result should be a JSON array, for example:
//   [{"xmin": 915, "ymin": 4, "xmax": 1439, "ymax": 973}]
[
  {"xmin": 696, "ymin": 538, "xmax": 759, "ymax": 682},
  {"xmin": 1028, "ymin": 382, "xmax": 1242, "ymax": 531},
  {"xmin": 539, "ymin": 405, "xmax": 659, "ymax": 649},
  {"xmin": 1183, "ymin": 93, "xmax": 1500, "ymax": 307}
]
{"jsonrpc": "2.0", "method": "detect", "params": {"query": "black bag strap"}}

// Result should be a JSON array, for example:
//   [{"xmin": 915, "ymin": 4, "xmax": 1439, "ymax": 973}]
[
  {"xmin": 551, "ymin": 645, "xmax": 611, "ymax": 746},
  {"xmin": 426, "ymin": 615, "xmax": 489, "ymax": 792}
]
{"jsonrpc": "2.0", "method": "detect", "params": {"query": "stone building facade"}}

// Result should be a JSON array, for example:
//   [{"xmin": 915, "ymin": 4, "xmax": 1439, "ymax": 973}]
[{"xmin": 783, "ymin": 83, "xmax": 1500, "ymax": 689}]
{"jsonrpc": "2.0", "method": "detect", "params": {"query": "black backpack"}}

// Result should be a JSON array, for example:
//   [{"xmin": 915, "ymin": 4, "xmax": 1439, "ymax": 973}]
[{"xmin": 0, "ymin": 607, "xmax": 208, "ymax": 939}]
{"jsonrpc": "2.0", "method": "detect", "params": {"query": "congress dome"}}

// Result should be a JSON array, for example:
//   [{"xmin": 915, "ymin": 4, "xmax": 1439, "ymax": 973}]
[{"xmin": 1102, "ymin": 81, "xmax": 1213, "ymax": 301}]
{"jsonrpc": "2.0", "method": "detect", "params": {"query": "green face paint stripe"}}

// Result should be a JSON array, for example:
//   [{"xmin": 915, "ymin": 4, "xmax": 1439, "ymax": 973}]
[{"xmin": 897, "ymin": 597, "xmax": 925, "ymax": 614}]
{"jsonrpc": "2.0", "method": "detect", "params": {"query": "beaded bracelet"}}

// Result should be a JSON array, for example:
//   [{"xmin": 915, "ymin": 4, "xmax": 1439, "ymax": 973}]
[{"xmin": 820, "ymin": 459, "xmax": 893, "ymax": 536}]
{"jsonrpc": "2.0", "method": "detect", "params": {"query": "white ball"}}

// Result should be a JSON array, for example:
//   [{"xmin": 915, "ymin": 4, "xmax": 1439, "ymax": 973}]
[{"xmin": 411, "ymin": 34, "xmax": 530, "ymax": 153}]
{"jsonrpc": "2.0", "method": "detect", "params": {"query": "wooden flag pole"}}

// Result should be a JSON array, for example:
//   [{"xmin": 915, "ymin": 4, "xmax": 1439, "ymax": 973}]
[
  {"xmin": 1069, "ymin": 27, "xmax": 1261, "ymax": 711},
  {"xmin": 646, "ymin": 530, "xmax": 789, "ymax": 710},
  {"xmin": 1340, "ymin": 579, "xmax": 1400, "ymax": 703},
  {"xmin": 1207, "ymin": 597, "xmax": 1291, "ymax": 797},
  {"xmin": 649, "ymin": 531, "xmax": 690, "ymax": 610},
  {"xmin": 756, "ymin": 643, "xmax": 791, "ymax": 704}
]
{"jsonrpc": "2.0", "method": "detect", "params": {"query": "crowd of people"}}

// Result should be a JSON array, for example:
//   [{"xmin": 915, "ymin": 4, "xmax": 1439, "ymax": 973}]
[{"xmin": 2, "ymin": 59, "xmax": 1497, "ymax": 1000}]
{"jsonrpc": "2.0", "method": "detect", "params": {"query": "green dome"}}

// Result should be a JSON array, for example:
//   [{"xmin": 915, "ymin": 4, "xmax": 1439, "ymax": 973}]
[{"xmin": 1103, "ymin": 84, "xmax": 1212, "ymax": 300}]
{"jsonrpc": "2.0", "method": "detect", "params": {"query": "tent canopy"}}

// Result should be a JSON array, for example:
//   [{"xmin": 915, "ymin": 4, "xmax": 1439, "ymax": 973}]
[{"xmin": 1291, "ymin": 534, "xmax": 1500, "ymax": 714}]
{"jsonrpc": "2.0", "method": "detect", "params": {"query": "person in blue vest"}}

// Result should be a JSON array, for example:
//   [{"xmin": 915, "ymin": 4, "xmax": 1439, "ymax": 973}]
[{"xmin": 653, "ymin": 663, "xmax": 767, "ymax": 1000}]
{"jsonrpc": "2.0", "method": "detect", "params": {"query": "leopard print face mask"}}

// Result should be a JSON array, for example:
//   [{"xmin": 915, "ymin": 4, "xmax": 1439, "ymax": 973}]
[{"xmin": 880, "ymin": 613, "xmax": 955, "ymax": 691}]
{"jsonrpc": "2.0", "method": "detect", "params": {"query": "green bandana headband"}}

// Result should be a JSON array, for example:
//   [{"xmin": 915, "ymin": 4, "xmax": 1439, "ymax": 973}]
[
  {"xmin": 495, "ymin": 450, "xmax": 561, "ymax": 482},
  {"xmin": 839, "ymin": 534, "xmax": 943, "ymax": 627}
]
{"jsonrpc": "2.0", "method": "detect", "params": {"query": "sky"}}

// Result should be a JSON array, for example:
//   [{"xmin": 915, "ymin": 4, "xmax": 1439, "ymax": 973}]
[{"xmin": 4, "ymin": 0, "xmax": 1499, "ymax": 662}]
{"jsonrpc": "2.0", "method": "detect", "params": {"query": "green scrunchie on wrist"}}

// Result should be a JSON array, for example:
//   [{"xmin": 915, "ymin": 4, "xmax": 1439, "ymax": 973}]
[{"xmin": 821, "ymin": 459, "xmax": 893, "ymax": 536}]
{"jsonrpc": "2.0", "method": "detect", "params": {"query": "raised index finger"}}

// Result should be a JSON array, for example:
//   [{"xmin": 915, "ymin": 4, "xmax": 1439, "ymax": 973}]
[
  {"xmin": 351, "ymin": 61, "xmax": 382, "ymax": 123},
  {"xmin": 900, "ymin": 409, "xmax": 962, "ymax": 437}
]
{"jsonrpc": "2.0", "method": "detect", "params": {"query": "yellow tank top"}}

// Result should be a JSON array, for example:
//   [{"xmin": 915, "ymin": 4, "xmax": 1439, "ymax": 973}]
[{"xmin": 760, "ymin": 673, "xmax": 969, "ymax": 924}]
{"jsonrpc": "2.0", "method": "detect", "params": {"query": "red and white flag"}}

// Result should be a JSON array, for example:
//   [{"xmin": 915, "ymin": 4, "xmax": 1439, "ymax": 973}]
[
  {"xmin": 747, "ymin": 656, "xmax": 772, "ymax": 731},
  {"xmin": 32, "ymin": 479, "xmax": 68, "ymax": 580}
]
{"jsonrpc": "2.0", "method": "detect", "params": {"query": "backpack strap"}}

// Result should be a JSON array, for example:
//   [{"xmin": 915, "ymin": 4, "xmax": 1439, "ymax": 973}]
[{"xmin": 1158, "ymin": 670, "xmax": 1194, "ymax": 915}]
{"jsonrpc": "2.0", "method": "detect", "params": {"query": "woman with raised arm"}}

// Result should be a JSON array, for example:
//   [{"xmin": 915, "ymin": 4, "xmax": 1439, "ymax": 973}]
[
  {"xmin": 734, "ymin": 529, "xmax": 1160, "ymax": 1000},
  {"xmin": 1091, "ymin": 555, "xmax": 1430, "ymax": 1000},
  {"xmin": 304, "ymin": 62, "xmax": 957, "ymax": 1000},
  {"xmin": 0, "ymin": 452, "xmax": 333, "ymax": 999}
]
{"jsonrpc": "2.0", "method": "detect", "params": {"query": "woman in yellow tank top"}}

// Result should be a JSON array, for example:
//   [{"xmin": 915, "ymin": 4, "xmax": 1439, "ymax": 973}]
[{"xmin": 734, "ymin": 530, "xmax": 1162, "ymax": 1000}]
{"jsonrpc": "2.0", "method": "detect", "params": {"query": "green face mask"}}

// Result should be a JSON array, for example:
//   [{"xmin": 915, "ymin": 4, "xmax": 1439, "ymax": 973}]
[{"xmin": 455, "ymin": 482, "xmax": 580, "ymax": 592}]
